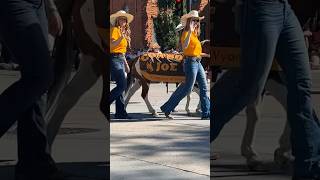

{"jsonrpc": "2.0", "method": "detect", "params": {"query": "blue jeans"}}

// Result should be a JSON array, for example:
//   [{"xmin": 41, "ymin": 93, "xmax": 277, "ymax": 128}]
[
  {"xmin": 109, "ymin": 54, "xmax": 128, "ymax": 117},
  {"xmin": 211, "ymin": 0, "xmax": 320, "ymax": 176},
  {"xmin": 0, "ymin": 0, "xmax": 57, "ymax": 177},
  {"xmin": 161, "ymin": 57, "xmax": 210, "ymax": 118}
]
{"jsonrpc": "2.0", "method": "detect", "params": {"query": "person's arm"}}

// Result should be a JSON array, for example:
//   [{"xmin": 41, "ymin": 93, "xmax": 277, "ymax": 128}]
[
  {"xmin": 110, "ymin": 31, "xmax": 124, "ymax": 49},
  {"xmin": 45, "ymin": 0, "xmax": 63, "ymax": 36},
  {"xmin": 124, "ymin": 58, "xmax": 130, "ymax": 73},
  {"xmin": 182, "ymin": 30, "xmax": 192, "ymax": 50},
  {"xmin": 182, "ymin": 21, "xmax": 196, "ymax": 50},
  {"xmin": 201, "ymin": 53, "xmax": 210, "ymax": 58}
]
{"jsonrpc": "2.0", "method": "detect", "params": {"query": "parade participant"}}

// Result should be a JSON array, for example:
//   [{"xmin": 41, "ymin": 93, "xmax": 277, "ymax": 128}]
[
  {"xmin": 212, "ymin": 0, "xmax": 320, "ymax": 179},
  {"xmin": 110, "ymin": 10, "xmax": 133, "ymax": 119},
  {"xmin": 161, "ymin": 10, "xmax": 210, "ymax": 119},
  {"xmin": 0, "ymin": 0, "xmax": 64, "ymax": 179}
]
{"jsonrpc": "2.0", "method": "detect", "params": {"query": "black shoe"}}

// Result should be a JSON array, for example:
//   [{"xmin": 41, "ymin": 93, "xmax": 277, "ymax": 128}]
[
  {"xmin": 201, "ymin": 113, "xmax": 210, "ymax": 120},
  {"xmin": 160, "ymin": 106, "xmax": 173, "ymax": 119},
  {"xmin": 114, "ymin": 114, "xmax": 132, "ymax": 119},
  {"xmin": 293, "ymin": 161, "xmax": 320, "ymax": 180},
  {"xmin": 201, "ymin": 116, "xmax": 210, "ymax": 120},
  {"xmin": 15, "ymin": 170, "xmax": 66, "ymax": 180},
  {"xmin": 164, "ymin": 112, "xmax": 174, "ymax": 119}
]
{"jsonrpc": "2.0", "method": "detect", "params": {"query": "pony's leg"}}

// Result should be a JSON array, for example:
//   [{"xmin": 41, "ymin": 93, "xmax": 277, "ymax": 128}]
[
  {"xmin": 124, "ymin": 78, "xmax": 141, "ymax": 108},
  {"xmin": 264, "ymin": 77, "xmax": 292, "ymax": 166},
  {"xmin": 141, "ymin": 82, "xmax": 158, "ymax": 116},
  {"xmin": 241, "ymin": 95, "xmax": 262, "ymax": 168},
  {"xmin": 46, "ymin": 54, "xmax": 101, "ymax": 147},
  {"xmin": 193, "ymin": 85, "xmax": 201, "ymax": 113},
  {"xmin": 185, "ymin": 92, "xmax": 191, "ymax": 115}
]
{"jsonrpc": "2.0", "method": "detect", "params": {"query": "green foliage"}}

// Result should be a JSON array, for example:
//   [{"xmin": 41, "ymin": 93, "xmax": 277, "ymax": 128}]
[
  {"xmin": 154, "ymin": 12, "xmax": 180, "ymax": 50},
  {"xmin": 153, "ymin": 0, "xmax": 185, "ymax": 51},
  {"xmin": 157, "ymin": 0, "xmax": 176, "ymax": 11}
]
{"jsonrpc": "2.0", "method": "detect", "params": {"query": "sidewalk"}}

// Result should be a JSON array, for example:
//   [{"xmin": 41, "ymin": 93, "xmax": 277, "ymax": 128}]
[{"xmin": 110, "ymin": 83, "xmax": 210, "ymax": 180}]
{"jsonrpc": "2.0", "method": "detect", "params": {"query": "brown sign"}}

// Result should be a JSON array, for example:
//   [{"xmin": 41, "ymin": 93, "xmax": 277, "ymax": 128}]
[
  {"xmin": 211, "ymin": 47, "xmax": 281, "ymax": 70},
  {"xmin": 139, "ymin": 53, "xmax": 186, "ymax": 83}
]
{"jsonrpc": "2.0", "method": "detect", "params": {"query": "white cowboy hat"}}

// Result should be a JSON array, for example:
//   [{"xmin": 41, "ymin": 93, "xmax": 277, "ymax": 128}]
[
  {"xmin": 181, "ymin": 10, "xmax": 204, "ymax": 27},
  {"xmin": 110, "ymin": 10, "xmax": 134, "ymax": 26}
]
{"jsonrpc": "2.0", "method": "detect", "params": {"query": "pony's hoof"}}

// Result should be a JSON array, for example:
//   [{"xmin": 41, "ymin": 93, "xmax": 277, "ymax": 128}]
[
  {"xmin": 246, "ymin": 156, "xmax": 264, "ymax": 171},
  {"xmin": 152, "ymin": 111, "xmax": 159, "ymax": 117},
  {"xmin": 274, "ymin": 148, "xmax": 292, "ymax": 169},
  {"xmin": 211, "ymin": 153, "xmax": 220, "ymax": 160}
]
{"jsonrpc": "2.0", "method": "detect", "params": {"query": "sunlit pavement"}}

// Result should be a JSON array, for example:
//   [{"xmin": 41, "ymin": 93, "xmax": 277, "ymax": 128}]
[{"xmin": 110, "ymin": 83, "xmax": 210, "ymax": 180}]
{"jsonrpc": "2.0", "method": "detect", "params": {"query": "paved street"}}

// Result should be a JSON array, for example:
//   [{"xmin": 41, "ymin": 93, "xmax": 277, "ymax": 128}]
[
  {"xmin": 0, "ymin": 70, "xmax": 108, "ymax": 180},
  {"xmin": 110, "ymin": 82, "xmax": 210, "ymax": 180}
]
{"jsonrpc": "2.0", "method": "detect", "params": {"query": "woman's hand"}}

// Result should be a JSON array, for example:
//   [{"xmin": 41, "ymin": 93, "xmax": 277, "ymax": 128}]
[
  {"xmin": 201, "ymin": 53, "xmax": 210, "ymax": 58},
  {"xmin": 48, "ymin": 10, "xmax": 63, "ymax": 37},
  {"xmin": 124, "ymin": 60, "xmax": 130, "ymax": 73},
  {"xmin": 304, "ymin": 30, "xmax": 312, "ymax": 37},
  {"xmin": 190, "ymin": 21, "xmax": 195, "ymax": 32}
]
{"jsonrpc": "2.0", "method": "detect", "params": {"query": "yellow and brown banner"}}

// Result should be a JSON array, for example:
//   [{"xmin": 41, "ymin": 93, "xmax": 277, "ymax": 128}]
[{"xmin": 139, "ymin": 53, "xmax": 186, "ymax": 83}]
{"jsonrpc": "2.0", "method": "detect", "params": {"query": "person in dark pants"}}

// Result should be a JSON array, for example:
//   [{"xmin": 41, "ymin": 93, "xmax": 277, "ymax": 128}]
[
  {"xmin": 109, "ymin": 10, "xmax": 133, "ymax": 119},
  {"xmin": 211, "ymin": 0, "xmax": 320, "ymax": 179},
  {"xmin": 0, "ymin": 0, "xmax": 63, "ymax": 179}
]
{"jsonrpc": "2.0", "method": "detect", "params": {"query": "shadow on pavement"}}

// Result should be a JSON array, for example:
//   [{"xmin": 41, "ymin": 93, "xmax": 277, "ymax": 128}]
[
  {"xmin": 111, "ymin": 123, "xmax": 209, "ymax": 160},
  {"xmin": 211, "ymin": 162, "xmax": 291, "ymax": 178},
  {"xmin": 0, "ymin": 161, "xmax": 109, "ymax": 180},
  {"xmin": 111, "ymin": 113, "xmax": 163, "ymax": 122}
]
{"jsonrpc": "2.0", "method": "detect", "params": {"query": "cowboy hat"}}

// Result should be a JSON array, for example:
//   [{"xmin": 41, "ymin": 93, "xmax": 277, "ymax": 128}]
[
  {"xmin": 110, "ymin": 10, "xmax": 134, "ymax": 26},
  {"xmin": 181, "ymin": 10, "xmax": 204, "ymax": 27}
]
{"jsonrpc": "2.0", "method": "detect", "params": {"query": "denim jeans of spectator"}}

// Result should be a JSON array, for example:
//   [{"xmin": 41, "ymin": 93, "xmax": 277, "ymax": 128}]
[
  {"xmin": 109, "ymin": 54, "xmax": 128, "ymax": 117},
  {"xmin": 161, "ymin": 57, "xmax": 210, "ymax": 118},
  {"xmin": 0, "ymin": 0, "xmax": 57, "ymax": 177},
  {"xmin": 211, "ymin": 0, "xmax": 320, "ymax": 177}
]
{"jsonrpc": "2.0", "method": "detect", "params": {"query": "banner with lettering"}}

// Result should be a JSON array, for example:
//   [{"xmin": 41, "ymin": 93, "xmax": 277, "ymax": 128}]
[{"xmin": 138, "ymin": 53, "xmax": 186, "ymax": 83}]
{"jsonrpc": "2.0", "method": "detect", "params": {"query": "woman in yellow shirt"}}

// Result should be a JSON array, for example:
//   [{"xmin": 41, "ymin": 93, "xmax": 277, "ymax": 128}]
[
  {"xmin": 109, "ymin": 10, "xmax": 133, "ymax": 119},
  {"xmin": 161, "ymin": 10, "xmax": 210, "ymax": 119}
]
